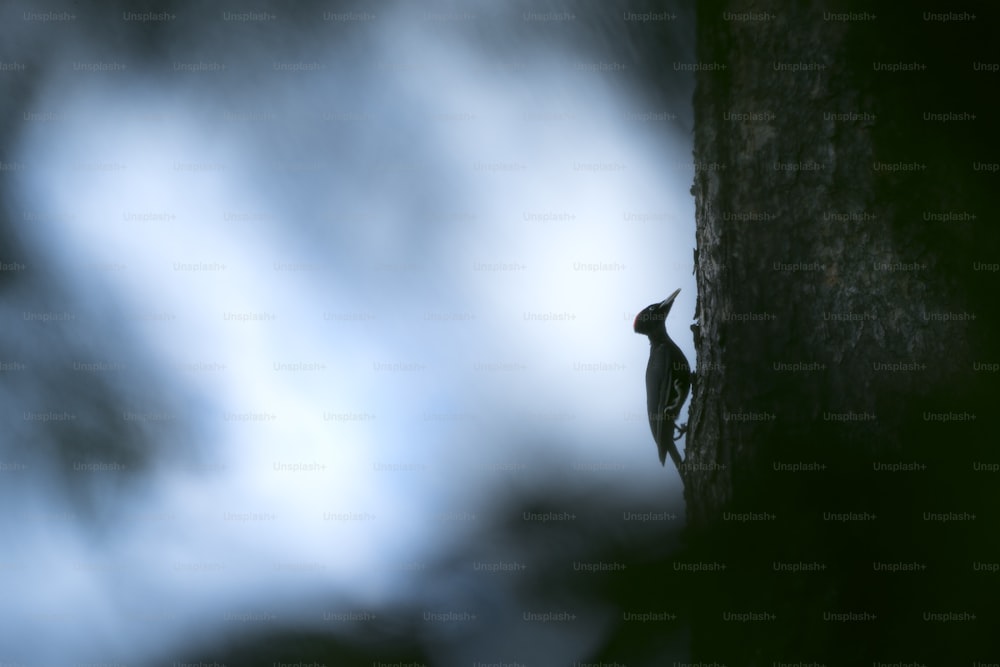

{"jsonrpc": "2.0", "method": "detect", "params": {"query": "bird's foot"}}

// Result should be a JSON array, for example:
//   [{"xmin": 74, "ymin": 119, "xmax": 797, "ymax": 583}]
[{"xmin": 672, "ymin": 422, "xmax": 688, "ymax": 442}]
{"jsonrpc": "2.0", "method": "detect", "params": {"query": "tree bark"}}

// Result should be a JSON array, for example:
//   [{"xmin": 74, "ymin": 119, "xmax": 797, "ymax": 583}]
[{"xmin": 686, "ymin": 2, "xmax": 999, "ymax": 662}]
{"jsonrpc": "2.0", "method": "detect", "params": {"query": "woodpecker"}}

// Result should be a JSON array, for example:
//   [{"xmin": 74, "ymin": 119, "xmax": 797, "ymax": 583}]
[{"xmin": 633, "ymin": 288, "xmax": 691, "ymax": 471}]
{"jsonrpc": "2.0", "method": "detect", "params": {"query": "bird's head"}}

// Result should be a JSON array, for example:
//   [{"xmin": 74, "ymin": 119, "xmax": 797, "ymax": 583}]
[{"xmin": 633, "ymin": 288, "xmax": 681, "ymax": 336}]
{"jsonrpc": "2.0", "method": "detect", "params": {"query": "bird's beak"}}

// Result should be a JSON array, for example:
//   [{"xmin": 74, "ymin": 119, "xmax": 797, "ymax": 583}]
[{"xmin": 659, "ymin": 288, "xmax": 681, "ymax": 310}]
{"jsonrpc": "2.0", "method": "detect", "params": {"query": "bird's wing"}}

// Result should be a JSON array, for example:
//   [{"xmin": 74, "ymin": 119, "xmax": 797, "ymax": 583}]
[{"xmin": 654, "ymin": 358, "xmax": 675, "ymax": 462}]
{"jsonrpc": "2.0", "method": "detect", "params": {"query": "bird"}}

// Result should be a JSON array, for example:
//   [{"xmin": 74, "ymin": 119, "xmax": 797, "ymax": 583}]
[{"xmin": 633, "ymin": 288, "xmax": 691, "ymax": 471}]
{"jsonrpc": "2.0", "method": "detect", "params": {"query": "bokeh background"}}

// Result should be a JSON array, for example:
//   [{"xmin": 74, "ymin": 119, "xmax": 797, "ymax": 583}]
[{"xmin": 1, "ymin": 1, "xmax": 696, "ymax": 662}]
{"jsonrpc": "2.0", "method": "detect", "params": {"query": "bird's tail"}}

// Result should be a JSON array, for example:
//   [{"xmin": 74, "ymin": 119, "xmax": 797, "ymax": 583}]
[{"xmin": 658, "ymin": 440, "xmax": 683, "ymax": 471}]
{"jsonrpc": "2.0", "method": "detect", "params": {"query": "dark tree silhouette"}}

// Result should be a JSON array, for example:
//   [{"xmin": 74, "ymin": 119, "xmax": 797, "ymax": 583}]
[{"xmin": 684, "ymin": 1, "xmax": 999, "ymax": 663}]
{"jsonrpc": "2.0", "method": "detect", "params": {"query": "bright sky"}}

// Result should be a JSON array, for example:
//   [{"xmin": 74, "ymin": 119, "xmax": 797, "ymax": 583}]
[{"xmin": 2, "ymin": 2, "xmax": 694, "ymax": 662}]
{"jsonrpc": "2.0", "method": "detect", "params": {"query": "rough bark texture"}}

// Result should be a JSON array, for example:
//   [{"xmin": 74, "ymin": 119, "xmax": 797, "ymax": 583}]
[{"xmin": 687, "ymin": 2, "xmax": 998, "ymax": 662}]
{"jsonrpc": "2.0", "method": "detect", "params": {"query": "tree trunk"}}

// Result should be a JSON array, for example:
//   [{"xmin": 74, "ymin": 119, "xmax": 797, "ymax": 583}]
[{"xmin": 686, "ymin": 1, "xmax": 999, "ymax": 662}]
